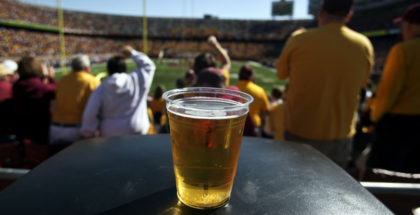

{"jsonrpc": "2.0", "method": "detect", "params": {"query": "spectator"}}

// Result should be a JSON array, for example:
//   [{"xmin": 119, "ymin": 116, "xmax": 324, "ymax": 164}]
[
  {"xmin": 50, "ymin": 55, "xmax": 100, "ymax": 145},
  {"xmin": 176, "ymin": 78, "xmax": 185, "ymax": 89},
  {"xmin": 194, "ymin": 67, "xmax": 256, "ymax": 137},
  {"xmin": 236, "ymin": 64, "xmax": 270, "ymax": 136},
  {"xmin": 183, "ymin": 70, "xmax": 196, "ymax": 87},
  {"xmin": 13, "ymin": 56, "xmax": 56, "ymax": 145},
  {"xmin": 195, "ymin": 67, "xmax": 226, "ymax": 88},
  {"xmin": 275, "ymin": 0, "xmax": 374, "ymax": 167},
  {"xmin": 193, "ymin": 35, "xmax": 231, "ymax": 86},
  {"xmin": 270, "ymin": 86, "xmax": 284, "ymax": 106},
  {"xmin": 368, "ymin": 4, "xmax": 420, "ymax": 173},
  {"xmin": 150, "ymin": 85, "xmax": 166, "ymax": 126},
  {"xmin": 265, "ymin": 87, "xmax": 285, "ymax": 141},
  {"xmin": 81, "ymin": 46, "xmax": 156, "ymax": 137}
]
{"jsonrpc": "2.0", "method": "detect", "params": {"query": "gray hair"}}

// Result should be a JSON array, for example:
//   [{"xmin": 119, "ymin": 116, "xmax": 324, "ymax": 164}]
[{"xmin": 71, "ymin": 55, "xmax": 90, "ymax": 72}]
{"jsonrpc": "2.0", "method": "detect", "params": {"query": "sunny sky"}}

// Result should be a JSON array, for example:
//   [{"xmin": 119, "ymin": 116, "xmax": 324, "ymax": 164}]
[{"xmin": 18, "ymin": 0, "xmax": 313, "ymax": 20}]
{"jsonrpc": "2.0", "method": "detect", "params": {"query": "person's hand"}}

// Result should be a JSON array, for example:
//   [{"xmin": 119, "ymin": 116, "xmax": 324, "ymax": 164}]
[
  {"xmin": 47, "ymin": 66, "xmax": 55, "ymax": 78},
  {"xmin": 41, "ymin": 63, "xmax": 55, "ymax": 83},
  {"xmin": 207, "ymin": 35, "xmax": 219, "ymax": 47},
  {"xmin": 121, "ymin": 46, "xmax": 134, "ymax": 58},
  {"xmin": 42, "ymin": 63, "xmax": 54, "ymax": 78}
]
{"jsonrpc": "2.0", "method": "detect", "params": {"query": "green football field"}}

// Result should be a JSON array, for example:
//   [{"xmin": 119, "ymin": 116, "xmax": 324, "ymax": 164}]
[{"xmin": 55, "ymin": 59, "xmax": 288, "ymax": 95}]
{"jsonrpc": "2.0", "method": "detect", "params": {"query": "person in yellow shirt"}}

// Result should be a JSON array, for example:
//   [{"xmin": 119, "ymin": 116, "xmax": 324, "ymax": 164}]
[
  {"xmin": 368, "ymin": 4, "xmax": 420, "ymax": 173},
  {"xmin": 150, "ymin": 85, "xmax": 166, "ymax": 128},
  {"xmin": 237, "ymin": 65, "xmax": 270, "ymax": 136},
  {"xmin": 266, "ymin": 87, "xmax": 285, "ymax": 141},
  {"xmin": 193, "ymin": 35, "xmax": 231, "ymax": 87},
  {"xmin": 147, "ymin": 107, "xmax": 157, "ymax": 135},
  {"xmin": 275, "ymin": 0, "xmax": 374, "ymax": 167},
  {"xmin": 50, "ymin": 55, "xmax": 100, "ymax": 144}
]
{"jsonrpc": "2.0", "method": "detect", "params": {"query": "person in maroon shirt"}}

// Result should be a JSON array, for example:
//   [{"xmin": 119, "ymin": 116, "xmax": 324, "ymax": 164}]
[{"xmin": 13, "ymin": 57, "xmax": 56, "ymax": 145}]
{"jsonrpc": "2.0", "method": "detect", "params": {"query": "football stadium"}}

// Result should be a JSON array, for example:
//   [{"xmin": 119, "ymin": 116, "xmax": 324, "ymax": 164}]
[{"xmin": 0, "ymin": 0, "xmax": 419, "ymax": 214}]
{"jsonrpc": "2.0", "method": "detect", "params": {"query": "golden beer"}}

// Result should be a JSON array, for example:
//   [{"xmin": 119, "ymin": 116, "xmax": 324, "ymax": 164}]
[{"xmin": 164, "ymin": 88, "xmax": 252, "ymax": 209}]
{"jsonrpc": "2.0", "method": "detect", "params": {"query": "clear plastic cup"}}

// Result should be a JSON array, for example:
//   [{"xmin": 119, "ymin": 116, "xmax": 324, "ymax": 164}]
[{"xmin": 163, "ymin": 87, "xmax": 253, "ymax": 209}]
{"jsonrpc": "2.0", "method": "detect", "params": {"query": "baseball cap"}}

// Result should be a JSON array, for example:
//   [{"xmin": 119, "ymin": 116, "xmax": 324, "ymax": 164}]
[
  {"xmin": 2, "ymin": 60, "xmax": 18, "ymax": 72},
  {"xmin": 0, "ymin": 64, "xmax": 13, "ymax": 77},
  {"xmin": 394, "ymin": 3, "xmax": 420, "ymax": 24},
  {"xmin": 195, "ymin": 67, "xmax": 225, "ymax": 88}
]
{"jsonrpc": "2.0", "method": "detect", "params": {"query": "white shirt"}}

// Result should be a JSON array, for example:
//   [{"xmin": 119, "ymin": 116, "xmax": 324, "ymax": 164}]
[{"xmin": 81, "ymin": 50, "xmax": 156, "ymax": 137}]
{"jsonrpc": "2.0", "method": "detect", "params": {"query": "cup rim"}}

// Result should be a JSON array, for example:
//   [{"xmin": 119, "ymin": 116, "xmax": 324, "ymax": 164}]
[{"xmin": 162, "ymin": 87, "xmax": 254, "ymax": 107}]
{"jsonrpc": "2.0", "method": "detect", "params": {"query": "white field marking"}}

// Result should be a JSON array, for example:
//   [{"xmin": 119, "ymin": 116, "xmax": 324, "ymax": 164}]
[
  {"xmin": 261, "ymin": 78, "xmax": 276, "ymax": 83},
  {"xmin": 248, "ymin": 61, "xmax": 276, "ymax": 73}
]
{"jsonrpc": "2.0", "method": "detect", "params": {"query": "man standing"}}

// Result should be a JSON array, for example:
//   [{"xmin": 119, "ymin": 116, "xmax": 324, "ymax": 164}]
[
  {"xmin": 275, "ymin": 0, "xmax": 374, "ymax": 167},
  {"xmin": 81, "ymin": 46, "xmax": 155, "ymax": 137},
  {"xmin": 50, "ymin": 55, "xmax": 100, "ymax": 144},
  {"xmin": 237, "ymin": 65, "xmax": 270, "ymax": 136},
  {"xmin": 368, "ymin": 4, "xmax": 420, "ymax": 173}
]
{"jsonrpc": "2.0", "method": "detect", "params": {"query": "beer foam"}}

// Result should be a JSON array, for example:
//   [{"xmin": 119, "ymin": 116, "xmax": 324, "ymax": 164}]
[{"xmin": 168, "ymin": 97, "xmax": 248, "ymax": 119}]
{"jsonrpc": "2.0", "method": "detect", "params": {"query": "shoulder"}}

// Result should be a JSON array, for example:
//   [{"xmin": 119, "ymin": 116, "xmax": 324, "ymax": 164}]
[
  {"xmin": 294, "ymin": 27, "xmax": 319, "ymax": 39},
  {"xmin": 80, "ymin": 72, "xmax": 97, "ymax": 80},
  {"xmin": 250, "ymin": 83, "xmax": 267, "ymax": 97},
  {"xmin": 343, "ymin": 26, "xmax": 372, "ymax": 46},
  {"xmin": 398, "ymin": 38, "xmax": 420, "ymax": 51},
  {"xmin": 80, "ymin": 72, "xmax": 100, "ymax": 84},
  {"xmin": 284, "ymin": 27, "xmax": 319, "ymax": 48}
]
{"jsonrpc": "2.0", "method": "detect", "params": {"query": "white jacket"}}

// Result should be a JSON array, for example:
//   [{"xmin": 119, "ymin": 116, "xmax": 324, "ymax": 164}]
[{"xmin": 81, "ymin": 50, "xmax": 156, "ymax": 137}]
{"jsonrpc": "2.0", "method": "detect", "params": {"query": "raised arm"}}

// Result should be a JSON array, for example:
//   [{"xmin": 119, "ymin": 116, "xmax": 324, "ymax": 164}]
[
  {"xmin": 122, "ymin": 46, "xmax": 156, "ymax": 75},
  {"xmin": 122, "ymin": 46, "xmax": 156, "ymax": 88},
  {"xmin": 208, "ymin": 36, "xmax": 231, "ymax": 72}
]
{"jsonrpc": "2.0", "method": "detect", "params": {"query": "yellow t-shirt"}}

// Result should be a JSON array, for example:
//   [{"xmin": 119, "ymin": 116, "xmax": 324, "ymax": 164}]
[
  {"xmin": 53, "ymin": 71, "xmax": 100, "ymax": 124},
  {"xmin": 150, "ymin": 97, "xmax": 165, "ymax": 113},
  {"xmin": 237, "ymin": 80, "xmax": 270, "ymax": 127},
  {"xmin": 147, "ymin": 107, "xmax": 156, "ymax": 135},
  {"xmin": 221, "ymin": 68, "xmax": 230, "ymax": 87},
  {"xmin": 269, "ymin": 102, "xmax": 285, "ymax": 141},
  {"xmin": 371, "ymin": 38, "xmax": 420, "ymax": 122},
  {"xmin": 276, "ymin": 23, "xmax": 374, "ymax": 140}
]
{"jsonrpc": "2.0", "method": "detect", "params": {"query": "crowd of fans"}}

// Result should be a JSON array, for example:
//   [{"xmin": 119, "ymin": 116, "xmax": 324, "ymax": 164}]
[
  {"xmin": 1, "ymin": 0, "xmax": 414, "ymax": 40},
  {"xmin": 0, "ymin": 27, "xmax": 272, "ymax": 63},
  {"xmin": 0, "ymin": 0, "xmax": 314, "ymax": 39}
]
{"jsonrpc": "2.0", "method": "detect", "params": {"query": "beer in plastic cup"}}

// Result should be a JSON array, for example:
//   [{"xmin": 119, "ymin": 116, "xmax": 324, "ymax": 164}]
[{"xmin": 163, "ymin": 87, "xmax": 253, "ymax": 209}]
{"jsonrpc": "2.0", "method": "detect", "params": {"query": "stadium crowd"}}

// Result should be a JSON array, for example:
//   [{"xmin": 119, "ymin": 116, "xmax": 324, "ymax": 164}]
[
  {"xmin": 0, "ymin": 27, "xmax": 272, "ymax": 63},
  {"xmin": 0, "ymin": 0, "xmax": 313, "ymax": 39},
  {"xmin": 0, "ymin": 0, "xmax": 419, "ymax": 196}
]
